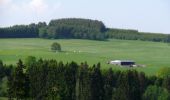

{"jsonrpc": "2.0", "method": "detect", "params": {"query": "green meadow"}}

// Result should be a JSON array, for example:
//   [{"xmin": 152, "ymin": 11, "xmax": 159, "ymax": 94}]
[{"xmin": 0, "ymin": 38, "xmax": 170, "ymax": 75}]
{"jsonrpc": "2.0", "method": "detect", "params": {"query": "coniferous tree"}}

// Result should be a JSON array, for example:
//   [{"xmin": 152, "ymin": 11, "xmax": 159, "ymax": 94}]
[
  {"xmin": 162, "ymin": 76, "xmax": 170, "ymax": 93},
  {"xmin": 90, "ymin": 63, "xmax": 104, "ymax": 100},
  {"xmin": 46, "ymin": 60, "xmax": 61, "ymax": 100},
  {"xmin": 0, "ymin": 60, "xmax": 3, "ymax": 75},
  {"xmin": 64, "ymin": 62, "xmax": 78, "ymax": 100},
  {"xmin": 5, "ymin": 58, "xmax": 170, "ymax": 100},
  {"xmin": 7, "ymin": 73, "xmax": 14, "ymax": 100},
  {"xmin": 103, "ymin": 68, "xmax": 114, "ymax": 100},
  {"xmin": 28, "ymin": 59, "xmax": 48, "ymax": 99},
  {"xmin": 138, "ymin": 72, "xmax": 147, "ymax": 98},
  {"xmin": 76, "ymin": 62, "xmax": 91, "ymax": 100},
  {"xmin": 114, "ymin": 70, "xmax": 141, "ymax": 100},
  {"xmin": 143, "ymin": 85, "xmax": 170, "ymax": 100},
  {"xmin": 7, "ymin": 65, "xmax": 14, "ymax": 100},
  {"xmin": 12, "ymin": 59, "xmax": 27, "ymax": 100}
]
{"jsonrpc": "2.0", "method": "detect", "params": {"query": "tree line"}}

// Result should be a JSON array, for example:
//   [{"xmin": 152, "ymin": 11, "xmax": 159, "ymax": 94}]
[
  {"xmin": 42, "ymin": 18, "xmax": 106, "ymax": 40},
  {"xmin": 106, "ymin": 28, "xmax": 170, "ymax": 42},
  {"xmin": 0, "ymin": 58, "xmax": 170, "ymax": 100},
  {"xmin": 0, "ymin": 18, "xmax": 106, "ymax": 40},
  {"xmin": 0, "ymin": 24, "xmax": 39, "ymax": 38},
  {"xmin": 0, "ymin": 18, "xmax": 170, "ymax": 42}
]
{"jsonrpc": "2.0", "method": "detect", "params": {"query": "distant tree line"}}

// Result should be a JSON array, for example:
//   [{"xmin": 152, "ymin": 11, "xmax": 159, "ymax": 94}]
[
  {"xmin": 0, "ymin": 18, "xmax": 106, "ymax": 40},
  {"xmin": 106, "ymin": 28, "xmax": 170, "ymax": 42},
  {"xmin": 41, "ymin": 18, "xmax": 106, "ymax": 40},
  {"xmin": 0, "ymin": 58, "xmax": 170, "ymax": 100},
  {"xmin": 0, "ymin": 18, "xmax": 170, "ymax": 42},
  {"xmin": 0, "ymin": 24, "xmax": 39, "ymax": 38}
]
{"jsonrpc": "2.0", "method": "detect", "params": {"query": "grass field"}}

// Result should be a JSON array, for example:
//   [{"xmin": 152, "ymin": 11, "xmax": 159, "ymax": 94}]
[{"xmin": 0, "ymin": 38, "xmax": 170, "ymax": 75}]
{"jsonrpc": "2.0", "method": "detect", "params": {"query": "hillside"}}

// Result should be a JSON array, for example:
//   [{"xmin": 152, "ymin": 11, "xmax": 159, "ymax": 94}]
[{"xmin": 0, "ymin": 38, "xmax": 170, "ymax": 75}]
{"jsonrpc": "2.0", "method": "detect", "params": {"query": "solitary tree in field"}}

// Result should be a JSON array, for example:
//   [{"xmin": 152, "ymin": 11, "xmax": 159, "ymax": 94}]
[{"xmin": 51, "ymin": 42, "xmax": 61, "ymax": 52}]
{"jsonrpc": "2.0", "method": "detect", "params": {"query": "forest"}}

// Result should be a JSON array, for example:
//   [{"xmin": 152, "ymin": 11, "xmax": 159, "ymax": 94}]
[
  {"xmin": 0, "ymin": 58, "xmax": 170, "ymax": 100},
  {"xmin": 0, "ymin": 18, "xmax": 170, "ymax": 42},
  {"xmin": 106, "ymin": 29, "xmax": 170, "ymax": 42}
]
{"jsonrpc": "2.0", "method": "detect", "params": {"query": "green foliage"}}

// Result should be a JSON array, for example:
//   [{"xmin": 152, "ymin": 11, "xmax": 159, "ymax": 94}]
[
  {"xmin": 38, "ymin": 27, "xmax": 48, "ymax": 38},
  {"xmin": 47, "ymin": 18, "xmax": 106, "ymax": 40},
  {"xmin": 0, "ymin": 77, "xmax": 8, "ymax": 97},
  {"xmin": 106, "ymin": 28, "xmax": 169, "ymax": 43},
  {"xmin": 165, "ymin": 35, "xmax": 170, "ymax": 43},
  {"xmin": 24, "ymin": 56, "xmax": 36, "ymax": 68},
  {"xmin": 10, "ymin": 59, "xmax": 29, "ymax": 99},
  {"xmin": 155, "ymin": 77, "xmax": 163, "ymax": 86},
  {"xmin": 0, "ymin": 97, "xmax": 8, "ymax": 100},
  {"xmin": 0, "ymin": 59, "xmax": 169, "ymax": 100},
  {"xmin": 6, "ymin": 65, "xmax": 14, "ymax": 100},
  {"xmin": 143, "ymin": 85, "xmax": 170, "ymax": 100},
  {"xmin": 103, "ymin": 68, "xmax": 115, "ymax": 100},
  {"xmin": 113, "ymin": 70, "xmax": 141, "ymax": 100},
  {"xmin": 0, "ymin": 60, "xmax": 4, "ymax": 79},
  {"xmin": 64, "ymin": 62, "xmax": 78, "ymax": 100},
  {"xmin": 51, "ymin": 42, "xmax": 61, "ymax": 52},
  {"xmin": 0, "ymin": 18, "xmax": 170, "ymax": 42},
  {"xmin": 37, "ymin": 22, "xmax": 47, "ymax": 28},
  {"xmin": 46, "ymin": 61, "xmax": 64, "ymax": 100},
  {"xmin": 162, "ymin": 76, "xmax": 170, "ymax": 93},
  {"xmin": 138, "ymin": 72, "xmax": 148, "ymax": 96},
  {"xmin": 76, "ymin": 62, "xmax": 91, "ymax": 100},
  {"xmin": 0, "ymin": 24, "xmax": 39, "ymax": 38},
  {"xmin": 0, "ymin": 60, "xmax": 8, "ymax": 97},
  {"xmin": 90, "ymin": 63, "xmax": 104, "ymax": 100},
  {"xmin": 157, "ymin": 67, "xmax": 170, "ymax": 78}
]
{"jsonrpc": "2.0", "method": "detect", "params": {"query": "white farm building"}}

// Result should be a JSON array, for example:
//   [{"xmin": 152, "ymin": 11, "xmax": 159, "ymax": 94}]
[{"xmin": 109, "ymin": 60, "xmax": 135, "ymax": 66}]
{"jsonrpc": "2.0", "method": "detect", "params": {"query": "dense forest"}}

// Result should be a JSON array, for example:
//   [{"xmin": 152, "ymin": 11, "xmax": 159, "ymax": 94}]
[
  {"xmin": 106, "ymin": 29, "xmax": 170, "ymax": 42},
  {"xmin": 0, "ymin": 24, "xmax": 39, "ymax": 38},
  {"xmin": 0, "ymin": 18, "xmax": 170, "ymax": 42},
  {"xmin": 44, "ymin": 18, "xmax": 106, "ymax": 40},
  {"xmin": 0, "ymin": 18, "xmax": 106, "ymax": 40},
  {"xmin": 0, "ymin": 58, "xmax": 170, "ymax": 100}
]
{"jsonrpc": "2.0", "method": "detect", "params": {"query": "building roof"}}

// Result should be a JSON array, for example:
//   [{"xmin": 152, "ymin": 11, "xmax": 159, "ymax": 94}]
[{"xmin": 111, "ymin": 60, "xmax": 135, "ymax": 62}]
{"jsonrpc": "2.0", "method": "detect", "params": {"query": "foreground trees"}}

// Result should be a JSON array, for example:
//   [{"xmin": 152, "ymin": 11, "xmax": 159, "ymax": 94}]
[
  {"xmin": 0, "ymin": 59, "xmax": 167, "ymax": 100},
  {"xmin": 143, "ymin": 85, "xmax": 170, "ymax": 100},
  {"xmin": 113, "ymin": 70, "xmax": 141, "ymax": 100},
  {"xmin": 8, "ymin": 60, "xmax": 29, "ymax": 100}
]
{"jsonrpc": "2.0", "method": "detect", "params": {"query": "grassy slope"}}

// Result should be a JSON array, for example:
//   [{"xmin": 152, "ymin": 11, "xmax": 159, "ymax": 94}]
[{"xmin": 0, "ymin": 38, "xmax": 170, "ymax": 75}]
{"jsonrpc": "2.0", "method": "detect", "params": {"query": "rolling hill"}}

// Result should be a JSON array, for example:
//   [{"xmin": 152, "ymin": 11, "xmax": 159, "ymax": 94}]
[{"xmin": 0, "ymin": 38, "xmax": 170, "ymax": 75}]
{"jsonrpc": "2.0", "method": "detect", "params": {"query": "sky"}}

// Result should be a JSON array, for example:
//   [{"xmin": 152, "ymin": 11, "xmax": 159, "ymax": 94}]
[{"xmin": 0, "ymin": 0, "xmax": 170, "ymax": 34}]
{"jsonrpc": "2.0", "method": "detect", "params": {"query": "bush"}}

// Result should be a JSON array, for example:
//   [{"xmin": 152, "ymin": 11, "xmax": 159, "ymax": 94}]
[
  {"xmin": 157, "ymin": 67, "xmax": 170, "ymax": 78},
  {"xmin": 143, "ymin": 85, "xmax": 170, "ymax": 100}
]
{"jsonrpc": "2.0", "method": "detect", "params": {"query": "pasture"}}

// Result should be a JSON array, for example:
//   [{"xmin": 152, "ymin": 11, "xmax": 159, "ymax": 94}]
[{"xmin": 0, "ymin": 38, "xmax": 170, "ymax": 75}]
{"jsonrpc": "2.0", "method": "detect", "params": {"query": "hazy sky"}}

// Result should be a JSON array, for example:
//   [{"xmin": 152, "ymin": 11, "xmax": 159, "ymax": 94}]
[{"xmin": 0, "ymin": 0, "xmax": 170, "ymax": 33}]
